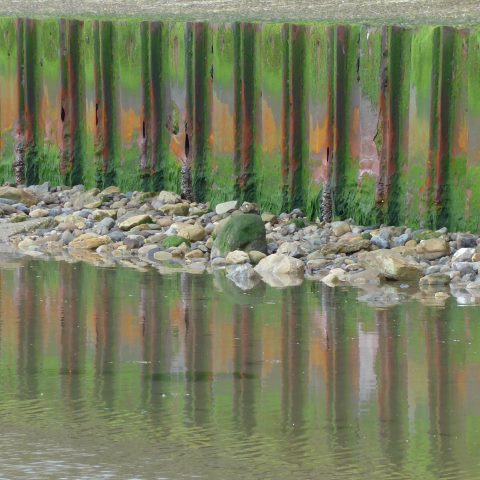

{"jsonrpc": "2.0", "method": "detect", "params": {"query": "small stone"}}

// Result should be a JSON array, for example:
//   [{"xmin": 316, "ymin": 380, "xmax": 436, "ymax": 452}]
[
  {"xmin": 69, "ymin": 233, "xmax": 112, "ymax": 250},
  {"xmin": 226, "ymin": 264, "xmax": 260, "ymax": 290},
  {"xmin": 371, "ymin": 235, "xmax": 390, "ymax": 249},
  {"xmin": 29, "ymin": 208, "xmax": 49, "ymax": 218},
  {"xmin": 10, "ymin": 213, "xmax": 28, "ymax": 223},
  {"xmin": 84, "ymin": 200, "xmax": 103, "ymax": 209},
  {"xmin": 331, "ymin": 221, "xmax": 351, "ymax": 237},
  {"xmin": 358, "ymin": 250, "xmax": 423, "ymax": 280},
  {"xmin": 452, "ymin": 247, "xmax": 475, "ymax": 263},
  {"xmin": 101, "ymin": 186, "xmax": 121, "ymax": 195},
  {"xmin": 157, "ymin": 190, "xmax": 181, "ymax": 205},
  {"xmin": 472, "ymin": 253, "xmax": 480, "ymax": 262},
  {"xmin": 419, "ymin": 273, "xmax": 451, "ymax": 286},
  {"xmin": 215, "ymin": 200, "xmax": 238, "ymax": 216},
  {"xmin": 157, "ymin": 217, "xmax": 173, "ymax": 227},
  {"xmin": 159, "ymin": 203, "xmax": 189, "ymax": 216},
  {"xmin": 405, "ymin": 239, "xmax": 417, "ymax": 248},
  {"xmin": 185, "ymin": 249, "xmax": 204, "ymax": 260},
  {"xmin": 92, "ymin": 209, "xmax": 116, "ymax": 221},
  {"xmin": 255, "ymin": 253, "xmax": 304, "ymax": 276},
  {"xmin": 277, "ymin": 241, "xmax": 306, "ymax": 258},
  {"xmin": 322, "ymin": 268, "xmax": 346, "ymax": 286},
  {"xmin": 145, "ymin": 233, "xmax": 167, "ymax": 244},
  {"xmin": 457, "ymin": 233, "xmax": 477, "ymax": 249},
  {"xmin": 226, "ymin": 250, "xmax": 250, "ymax": 265},
  {"xmin": 173, "ymin": 223, "xmax": 205, "ymax": 242},
  {"xmin": 123, "ymin": 235, "xmax": 145, "ymax": 249},
  {"xmin": 18, "ymin": 238, "xmax": 36, "ymax": 251},
  {"xmin": 416, "ymin": 238, "xmax": 450, "ymax": 260},
  {"xmin": 118, "ymin": 214, "xmax": 152, "ymax": 231},
  {"xmin": 248, "ymin": 250, "xmax": 266, "ymax": 265},
  {"xmin": 108, "ymin": 231, "xmax": 126, "ymax": 243},
  {"xmin": 153, "ymin": 251, "xmax": 173, "ymax": 262},
  {"xmin": 61, "ymin": 230, "xmax": 74, "ymax": 245},
  {"xmin": 261, "ymin": 212, "xmax": 277, "ymax": 224}
]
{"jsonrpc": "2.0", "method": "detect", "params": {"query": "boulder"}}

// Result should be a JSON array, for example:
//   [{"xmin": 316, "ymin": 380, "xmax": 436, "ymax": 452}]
[
  {"xmin": 254, "ymin": 253, "xmax": 304, "ymax": 276},
  {"xmin": 69, "ymin": 233, "xmax": 112, "ymax": 250},
  {"xmin": 118, "ymin": 214, "xmax": 152, "ymax": 231},
  {"xmin": 212, "ymin": 213, "xmax": 267, "ymax": 257},
  {"xmin": 416, "ymin": 238, "xmax": 450, "ymax": 260},
  {"xmin": 358, "ymin": 250, "xmax": 423, "ymax": 280},
  {"xmin": 248, "ymin": 250, "xmax": 266, "ymax": 265},
  {"xmin": 0, "ymin": 186, "xmax": 38, "ymax": 206},
  {"xmin": 215, "ymin": 200, "xmax": 238, "ymax": 215},
  {"xmin": 320, "ymin": 238, "xmax": 371, "ymax": 255}
]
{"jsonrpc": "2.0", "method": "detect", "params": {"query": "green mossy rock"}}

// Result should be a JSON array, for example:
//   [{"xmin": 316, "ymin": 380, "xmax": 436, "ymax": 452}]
[
  {"xmin": 212, "ymin": 213, "xmax": 267, "ymax": 258},
  {"xmin": 413, "ymin": 230, "xmax": 443, "ymax": 242},
  {"xmin": 162, "ymin": 236, "xmax": 191, "ymax": 248}
]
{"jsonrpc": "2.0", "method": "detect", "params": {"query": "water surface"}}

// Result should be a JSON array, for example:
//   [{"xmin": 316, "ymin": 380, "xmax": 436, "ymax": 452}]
[{"xmin": 0, "ymin": 255, "xmax": 479, "ymax": 479}]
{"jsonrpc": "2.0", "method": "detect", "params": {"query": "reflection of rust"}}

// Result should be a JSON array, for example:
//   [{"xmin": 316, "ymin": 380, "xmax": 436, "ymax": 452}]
[
  {"xmin": 59, "ymin": 19, "xmax": 71, "ymax": 176},
  {"xmin": 93, "ymin": 20, "xmax": 103, "ymax": 180},
  {"xmin": 140, "ymin": 21, "xmax": 150, "ymax": 176}
]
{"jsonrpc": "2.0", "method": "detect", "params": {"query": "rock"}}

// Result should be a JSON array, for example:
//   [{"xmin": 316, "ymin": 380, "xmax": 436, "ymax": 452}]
[
  {"xmin": 248, "ymin": 250, "xmax": 266, "ymax": 265},
  {"xmin": 212, "ymin": 213, "xmax": 267, "ymax": 258},
  {"xmin": 154, "ymin": 218, "xmax": 171, "ymax": 228},
  {"xmin": 123, "ymin": 235, "xmax": 145, "ymax": 249},
  {"xmin": 321, "ymin": 268, "xmax": 346, "ymax": 286},
  {"xmin": 358, "ymin": 250, "xmax": 423, "ymax": 280},
  {"xmin": 10, "ymin": 212, "xmax": 28, "ymax": 222},
  {"xmin": 457, "ymin": 233, "xmax": 477, "ymax": 249},
  {"xmin": 172, "ymin": 223, "xmax": 205, "ymax": 242},
  {"xmin": 394, "ymin": 232, "xmax": 411, "ymax": 247},
  {"xmin": 56, "ymin": 214, "xmax": 86, "ymax": 229},
  {"xmin": 215, "ymin": 200, "xmax": 238, "ymax": 215},
  {"xmin": 225, "ymin": 250, "xmax": 250, "ymax": 265},
  {"xmin": 320, "ymin": 239, "xmax": 371, "ymax": 255},
  {"xmin": 306, "ymin": 259, "xmax": 328, "ymax": 271},
  {"xmin": 92, "ymin": 209, "xmax": 116, "ymax": 221},
  {"xmin": 71, "ymin": 189, "xmax": 99, "ymax": 209},
  {"xmin": 473, "ymin": 253, "xmax": 480, "ymax": 262},
  {"xmin": 255, "ymin": 253, "xmax": 304, "ymax": 276},
  {"xmin": 101, "ymin": 185, "xmax": 120, "ymax": 195},
  {"xmin": 277, "ymin": 241, "xmax": 306, "ymax": 258},
  {"xmin": 138, "ymin": 244, "xmax": 161, "ymax": 258},
  {"xmin": 18, "ymin": 238, "xmax": 36, "ymax": 251},
  {"xmin": 239, "ymin": 202, "xmax": 259, "ymax": 214},
  {"xmin": 69, "ymin": 233, "xmax": 112, "ymax": 250},
  {"xmin": 452, "ymin": 247, "xmax": 475, "ymax": 263},
  {"xmin": 145, "ymin": 233, "xmax": 166, "ymax": 244},
  {"xmin": 416, "ymin": 238, "xmax": 450, "ymax": 260},
  {"xmin": 29, "ymin": 208, "xmax": 49, "ymax": 218},
  {"xmin": 413, "ymin": 229, "xmax": 443, "ymax": 242},
  {"xmin": 84, "ymin": 200, "xmax": 103, "ymax": 209},
  {"xmin": 159, "ymin": 203, "xmax": 189, "ymax": 216},
  {"xmin": 162, "ymin": 236, "xmax": 190, "ymax": 248},
  {"xmin": 153, "ymin": 251, "xmax": 173, "ymax": 262},
  {"xmin": 118, "ymin": 214, "xmax": 152, "ymax": 231},
  {"xmin": 185, "ymin": 249, "xmax": 204, "ymax": 260},
  {"xmin": 226, "ymin": 264, "xmax": 261, "ymax": 290},
  {"xmin": 331, "ymin": 221, "xmax": 351, "ymax": 237},
  {"xmin": 0, "ymin": 186, "xmax": 38, "ymax": 206},
  {"xmin": 419, "ymin": 273, "xmax": 451, "ymax": 286},
  {"xmin": 108, "ymin": 231, "xmax": 126, "ymax": 243},
  {"xmin": 261, "ymin": 213, "xmax": 277, "ymax": 224},
  {"xmin": 61, "ymin": 230, "xmax": 74, "ymax": 245},
  {"xmin": 0, "ymin": 204, "xmax": 19, "ymax": 215},
  {"xmin": 95, "ymin": 216, "xmax": 116, "ymax": 235},
  {"xmin": 158, "ymin": 190, "xmax": 181, "ymax": 205},
  {"xmin": 371, "ymin": 235, "xmax": 390, "ymax": 249},
  {"xmin": 345, "ymin": 268, "xmax": 380, "ymax": 285}
]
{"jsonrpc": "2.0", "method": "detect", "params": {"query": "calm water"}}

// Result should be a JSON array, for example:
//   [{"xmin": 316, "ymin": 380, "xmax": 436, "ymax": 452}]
[{"xmin": 0, "ymin": 255, "xmax": 479, "ymax": 479}]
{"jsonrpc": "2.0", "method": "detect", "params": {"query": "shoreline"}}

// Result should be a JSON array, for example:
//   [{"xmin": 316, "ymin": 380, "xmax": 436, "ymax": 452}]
[{"xmin": 2, "ymin": 183, "xmax": 480, "ymax": 306}]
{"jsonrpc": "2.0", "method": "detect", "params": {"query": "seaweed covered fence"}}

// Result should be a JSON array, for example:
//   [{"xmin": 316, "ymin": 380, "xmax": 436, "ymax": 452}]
[{"xmin": 1, "ymin": 18, "xmax": 480, "ymax": 229}]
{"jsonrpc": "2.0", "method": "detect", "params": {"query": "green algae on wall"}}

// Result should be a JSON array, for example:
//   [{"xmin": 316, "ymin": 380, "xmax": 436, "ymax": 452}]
[{"xmin": 1, "ymin": 18, "xmax": 480, "ymax": 230}]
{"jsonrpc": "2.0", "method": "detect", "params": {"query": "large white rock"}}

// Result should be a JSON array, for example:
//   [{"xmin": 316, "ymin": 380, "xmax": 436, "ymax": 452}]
[
  {"xmin": 254, "ymin": 253, "xmax": 304, "ymax": 276},
  {"xmin": 452, "ymin": 247, "xmax": 475, "ymax": 263},
  {"xmin": 225, "ymin": 250, "xmax": 250, "ymax": 265}
]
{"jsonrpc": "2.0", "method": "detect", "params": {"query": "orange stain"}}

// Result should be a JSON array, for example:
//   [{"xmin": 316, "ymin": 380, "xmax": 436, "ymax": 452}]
[
  {"xmin": 120, "ymin": 108, "xmax": 141, "ymax": 145},
  {"xmin": 212, "ymin": 92, "xmax": 234, "ymax": 156}
]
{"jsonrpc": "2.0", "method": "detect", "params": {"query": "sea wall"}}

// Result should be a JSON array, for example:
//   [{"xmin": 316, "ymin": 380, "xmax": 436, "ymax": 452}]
[{"xmin": 1, "ymin": 18, "xmax": 480, "ymax": 229}]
